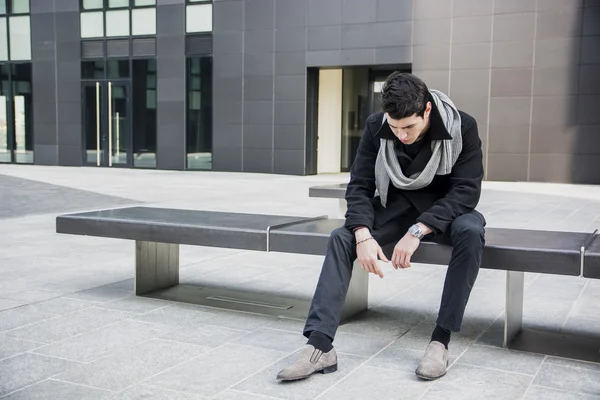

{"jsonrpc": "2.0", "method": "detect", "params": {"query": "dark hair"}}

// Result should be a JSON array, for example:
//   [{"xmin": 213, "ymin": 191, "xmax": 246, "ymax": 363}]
[{"xmin": 381, "ymin": 72, "xmax": 429, "ymax": 120}]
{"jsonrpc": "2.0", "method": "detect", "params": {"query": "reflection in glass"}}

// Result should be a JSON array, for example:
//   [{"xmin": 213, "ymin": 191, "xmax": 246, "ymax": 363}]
[
  {"xmin": 132, "ymin": 59, "xmax": 156, "ymax": 168},
  {"xmin": 0, "ymin": 18, "xmax": 7, "ymax": 61},
  {"xmin": 0, "ymin": 1, "xmax": 6, "ymax": 15},
  {"xmin": 109, "ymin": 0, "xmax": 129, "ymax": 8},
  {"xmin": 186, "ymin": 4, "xmax": 212, "ymax": 33},
  {"xmin": 83, "ymin": 0, "xmax": 103, "ymax": 10},
  {"xmin": 9, "ymin": 16, "xmax": 31, "ymax": 61},
  {"xmin": 132, "ymin": 8, "xmax": 156, "ymax": 36},
  {"xmin": 106, "ymin": 59, "xmax": 129, "ymax": 79},
  {"xmin": 11, "ymin": 0, "xmax": 28, "ymax": 14},
  {"xmin": 186, "ymin": 57, "xmax": 212, "ymax": 170},
  {"xmin": 134, "ymin": 0, "xmax": 156, "ymax": 5},
  {"xmin": 84, "ymin": 83, "xmax": 101, "ymax": 165},
  {"xmin": 341, "ymin": 68, "xmax": 369, "ymax": 172},
  {"xmin": 82, "ymin": 60, "xmax": 104, "ymax": 79},
  {"xmin": 12, "ymin": 63, "xmax": 32, "ymax": 163},
  {"xmin": 109, "ymin": 83, "xmax": 129, "ymax": 166},
  {"xmin": 0, "ymin": 95, "xmax": 8, "ymax": 162},
  {"xmin": 106, "ymin": 10, "xmax": 130, "ymax": 37},
  {"xmin": 80, "ymin": 12, "xmax": 104, "ymax": 38}
]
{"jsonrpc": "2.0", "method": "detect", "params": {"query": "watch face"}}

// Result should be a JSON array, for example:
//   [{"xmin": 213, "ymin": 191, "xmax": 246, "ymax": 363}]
[{"xmin": 410, "ymin": 225, "xmax": 422, "ymax": 238}]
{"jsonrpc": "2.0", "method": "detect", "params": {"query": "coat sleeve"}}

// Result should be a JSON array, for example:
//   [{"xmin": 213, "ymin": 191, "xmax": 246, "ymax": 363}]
[
  {"xmin": 416, "ymin": 117, "xmax": 484, "ymax": 235},
  {"xmin": 344, "ymin": 115, "xmax": 379, "ymax": 232}
]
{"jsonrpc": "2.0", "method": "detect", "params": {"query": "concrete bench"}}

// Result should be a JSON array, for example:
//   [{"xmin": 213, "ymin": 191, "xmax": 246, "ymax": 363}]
[{"xmin": 56, "ymin": 206, "xmax": 600, "ymax": 361}]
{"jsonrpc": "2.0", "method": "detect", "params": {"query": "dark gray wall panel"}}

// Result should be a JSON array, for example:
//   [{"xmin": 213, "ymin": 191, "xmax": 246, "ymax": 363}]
[
  {"xmin": 31, "ymin": 0, "xmax": 56, "ymax": 13},
  {"xmin": 308, "ymin": 0, "xmax": 342, "ymax": 27},
  {"xmin": 274, "ymin": 124, "xmax": 305, "ymax": 150},
  {"xmin": 34, "ymin": 144, "xmax": 59, "ymax": 165},
  {"xmin": 157, "ymin": 4, "xmax": 186, "ymax": 170},
  {"xmin": 58, "ymin": 144, "xmax": 83, "ymax": 166},
  {"xmin": 276, "ymin": 0, "xmax": 307, "ymax": 28},
  {"xmin": 274, "ymin": 149, "xmax": 305, "ymax": 175},
  {"xmin": 213, "ymin": 146, "xmax": 242, "ymax": 171},
  {"xmin": 275, "ymin": 28, "xmax": 307, "ymax": 52},
  {"xmin": 54, "ymin": 0, "xmax": 79, "ymax": 12},
  {"xmin": 243, "ymin": 148, "xmax": 273, "ymax": 173},
  {"xmin": 242, "ymin": 125, "xmax": 273, "ymax": 149},
  {"xmin": 212, "ymin": 124, "xmax": 242, "ymax": 148}
]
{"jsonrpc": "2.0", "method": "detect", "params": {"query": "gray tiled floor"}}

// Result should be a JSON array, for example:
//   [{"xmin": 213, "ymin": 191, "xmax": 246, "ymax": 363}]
[{"xmin": 1, "ymin": 166, "xmax": 600, "ymax": 399}]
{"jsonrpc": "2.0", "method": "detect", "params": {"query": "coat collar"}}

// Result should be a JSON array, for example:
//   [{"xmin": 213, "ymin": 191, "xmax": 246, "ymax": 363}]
[{"xmin": 373, "ymin": 93, "xmax": 453, "ymax": 141}]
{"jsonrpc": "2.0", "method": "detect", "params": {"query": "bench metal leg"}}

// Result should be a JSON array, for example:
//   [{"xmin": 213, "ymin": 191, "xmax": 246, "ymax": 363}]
[
  {"xmin": 135, "ymin": 241, "xmax": 179, "ymax": 295},
  {"xmin": 504, "ymin": 270, "xmax": 524, "ymax": 347},
  {"xmin": 340, "ymin": 260, "xmax": 369, "ymax": 323}
]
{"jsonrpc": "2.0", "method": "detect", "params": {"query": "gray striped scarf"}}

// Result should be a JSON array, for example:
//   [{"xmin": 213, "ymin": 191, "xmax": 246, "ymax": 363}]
[{"xmin": 375, "ymin": 89, "xmax": 462, "ymax": 207}]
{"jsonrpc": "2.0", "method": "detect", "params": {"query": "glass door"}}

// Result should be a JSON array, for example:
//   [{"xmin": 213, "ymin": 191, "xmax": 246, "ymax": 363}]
[{"xmin": 82, "ymin": 80, "xmax": 131, "ymax": 167}]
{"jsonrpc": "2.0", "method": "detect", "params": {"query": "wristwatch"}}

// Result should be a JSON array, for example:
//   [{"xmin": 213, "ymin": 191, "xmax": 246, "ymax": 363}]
[{"xmin": 408, "ymin": 224, "xmax": 425, "ymax": 240}]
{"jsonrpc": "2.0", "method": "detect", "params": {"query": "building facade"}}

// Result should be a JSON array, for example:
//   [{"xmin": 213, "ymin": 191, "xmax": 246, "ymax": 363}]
[{"xmin": 1, "ymin": 0, "xmax": 599, "ymax": 183}]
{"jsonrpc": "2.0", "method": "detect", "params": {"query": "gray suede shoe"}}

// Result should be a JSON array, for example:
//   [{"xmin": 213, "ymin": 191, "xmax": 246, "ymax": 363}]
[
  {"xmin": 276, "ymin": 345, "xmax": 338, "ymax": 381},
  {"xmin": 415, "ymin": 341, "xmax": 449, "ymax": 380}
]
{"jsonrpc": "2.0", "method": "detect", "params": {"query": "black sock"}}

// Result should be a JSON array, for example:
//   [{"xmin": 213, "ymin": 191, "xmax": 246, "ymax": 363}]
[
  {"xmin": 307, "ymin": 331, "xmax": 333, "ymax": 352},
  {"xmin": 431, "ymin": 325, "xmax": 451, "ymax": 349}
]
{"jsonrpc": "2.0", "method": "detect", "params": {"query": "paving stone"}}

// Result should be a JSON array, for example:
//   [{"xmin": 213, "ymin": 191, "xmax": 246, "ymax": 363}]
[
  {"xmin": 56, "ymin": 339, "xmax": 209, "ymax": 392},
  {"xmin": 524, "ymin": 385, "xmax": 600, "ymax": 400},
  {"xmin": 456, "ymin": 345, "xmax": 545, "ymax": 375},
  {"xmin": 5, "ymin": 307, "xmax": 135, "ymax": 344},
  {"xmin": 160, "ymin": 322, "xmax": 248, "ymax": 348},
  {"xmin": 420, "ymin": 363, "xmax": 532, "ymax": 400},
  {"xmin": 319, "ymin": 366, "xmax": 432, "ymax": 400},
  {"xmin": 232, "ymin": 328, "xmax": 306, "ymax": 353},
  {"xmin": 64, "ymin": 287, "xmax": 133, "ymax": 303},
  {"xmin": 214, "ymin": 389, "xmax": 286, "ymax": 399},
  {"xmin": 98, "ymin": 296, "xmax": 171, "ymax": 314},
  {"xmin": 17, "ymin": 297, "xmax": 96, "ymax": 316},
  {"xmin": 32, "ymin": 319, "xmax": 174, "ymax": 363},
  {"xmin": 0, "ymin": 299, "xmax": 26, "ymax": 311},
  {"xmin": 110, "ymin": 384, "xmax": 207, "ymax": 399},
  {"xmin": 149, "ymin": 344, "xmax": 288, "ymax": 397},
  {"xmin": 132, "ymin": 303, "xmax": 217, "ymax": 327},
  {"xmin": 0, "ymin": 307, "xmax": 54, "ymax": 332},
  {"xmin": 366, "ymin": 346, "xmax": 425, "ymax": 374},
  {"xmin": 0, "ymin": 353, "xmax": 82, "ymax": 397},
  {"xmin": 1, "ymin": 379, "xmax": 111, "ymax": 400},
  {"xmin": 233, "ymin": 351, "xmax": 367, "ymax": 400},
  {"xmin": 0, "ymin": 333, "xmax": 44, "ymax": 361},
  {"xmin": 534, "ymin": 360, "xmax": 600, "ymax": 396}
]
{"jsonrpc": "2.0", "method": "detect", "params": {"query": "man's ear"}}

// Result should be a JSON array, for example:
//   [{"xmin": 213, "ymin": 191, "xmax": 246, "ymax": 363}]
[{"xmin": 424, "ymin": 101, "xmax": 432, "ymax": 117}]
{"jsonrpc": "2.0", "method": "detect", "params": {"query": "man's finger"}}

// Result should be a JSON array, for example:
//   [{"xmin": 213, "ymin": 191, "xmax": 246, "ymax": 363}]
[
  {"xmin": 391, "ymin": 252, "xmax": 398, "ymax": 269},
  {"xmin": 373, "ymin": 261, "xmax": 384, "ymax": 278},
  {"xmin": 402, "ymin": 253, "xmax": 410, "ymax": 268}
]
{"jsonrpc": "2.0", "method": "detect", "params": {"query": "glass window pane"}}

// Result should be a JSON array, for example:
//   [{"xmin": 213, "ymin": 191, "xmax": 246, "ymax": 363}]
[
  {"xmin": 0, "ymin": 64, "xmax": 8, "ymax": 162},
  {"xmin": 11, "ymin": 0, "xmax": 29, "ymax": 14},
  {"xmin": 80, "ymin": 12, "xmax": 104, "ymax": 38},
  {"xmin": 134, "ymin": 0, "xmax": 155, "ymax": 6},
  {"xmin": 109, "ymin": 0, "xmax": 129, "ymax": 8},
  {"xmin": 132, "ymin": 59, "xmax": 157, "ymax": 168},
  {"xmin": 0, "ymin": 18, "xmax": 7, "ymax": 61},
  {"xmin": 9, "ymin": 16, "xmax": 31, "ymax": 61},
  {"xmin": 132, "ymin": 8, "xmax": 155, "ymax": 35},
  {"xmin": 106, "ymin": 10, "xmax": 129, "ymax": 36},
  {"xmin": 82, "ymin": 60, "xmax": 104, "ymax": 79},
  {"xmin": 107, "ymin": 59, "xmax": 129, "ymax": 78},
  {"xmin": 0, "ymin": 1, "xmax": 6, "ymax": 15},
  {"xmin": 186, "ymin": 4, "xmax": 212, "ymax": 33},
  {"xmin": 186, "ymin": 57, "xmax": 212, "ymax": 170},
  {"xmin": 12, "ymin": 63, "xmax": 33, "ymax": 164},
  {"xmin": 188, "ymin": 0, "xmax": 210, "ymax": 2},
  {"xmin": 83, "ymin": 0, "xmax": 103, "ymax": 10}
]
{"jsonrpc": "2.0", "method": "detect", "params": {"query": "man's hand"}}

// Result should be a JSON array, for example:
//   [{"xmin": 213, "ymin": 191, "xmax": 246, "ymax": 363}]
[
  {"xmin": 354, "ymin": 227, "xmax": 389, "ymax": 278},
  {"xmin": 392, "ymin": 232, "xmax": 421, "ymax": 269}
]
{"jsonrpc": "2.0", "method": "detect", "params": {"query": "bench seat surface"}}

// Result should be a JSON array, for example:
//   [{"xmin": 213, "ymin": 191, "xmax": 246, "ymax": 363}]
[
  {"xmin": 57, "ymin": 207, "xmax": 590, "ymax": 275},
  {"xmin": 56, "ymin": 206, "xmax": 314, "ymax": 251}
]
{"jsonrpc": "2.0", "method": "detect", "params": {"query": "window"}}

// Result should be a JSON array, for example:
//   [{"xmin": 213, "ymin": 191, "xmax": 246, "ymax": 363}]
[
  {"xmin": 80, "ymin": 0, "xmax": 155, "ymax": 38},
  {"xmin": 132, "ymin": 59, "xmax": 156, "ymax": 168},
  {"xmin": 186, "ymin": 3, "xmax": 212, "ymax": 33},
  {"xmin": 186, "ymin": 57, "xmax": 212, "ymax": 170},
  {"xmin": 0, "ymin": 63, "xmax": 33, "ymax": 164},
  {"xmin": 0, "ymin": 0, "xmax": 31, "ymax": 61}
]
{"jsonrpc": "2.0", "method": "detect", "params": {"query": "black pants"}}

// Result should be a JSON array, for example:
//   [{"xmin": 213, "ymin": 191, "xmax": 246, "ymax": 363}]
[{"xmin": 303, "ymin": 211, "xmax": 486, "ymax": 340}]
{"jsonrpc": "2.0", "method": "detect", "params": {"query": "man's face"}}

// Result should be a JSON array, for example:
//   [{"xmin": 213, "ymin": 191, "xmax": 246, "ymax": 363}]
[{"xmin": 385, "ymin": 102, "xmax": 432, "ymax": 145}]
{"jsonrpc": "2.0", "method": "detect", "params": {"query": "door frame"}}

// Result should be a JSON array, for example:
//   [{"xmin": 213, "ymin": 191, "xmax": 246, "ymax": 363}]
[{"xmin": 81, "ymin": 79, "xmax": 132, "ymax": 168}]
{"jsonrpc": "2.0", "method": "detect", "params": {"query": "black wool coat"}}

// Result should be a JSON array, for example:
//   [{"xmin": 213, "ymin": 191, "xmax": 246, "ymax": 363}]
[{"xmin": 344, "ymin": 99, "xmax": 485, "ymax": 236}]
